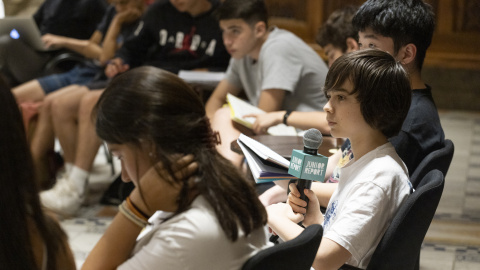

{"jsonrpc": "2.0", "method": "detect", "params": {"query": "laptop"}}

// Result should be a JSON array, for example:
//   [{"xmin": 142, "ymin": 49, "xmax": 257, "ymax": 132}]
[{"xmin": 0, "ymin": 16, "xmax": 57, "ymax": 51}]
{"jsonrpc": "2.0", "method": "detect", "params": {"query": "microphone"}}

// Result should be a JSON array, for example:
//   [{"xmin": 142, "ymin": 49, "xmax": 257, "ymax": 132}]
[
  {"xmin": 288, "ymin": 128, "xmax": 328, "ymax": 205},
  {"xmin": 269, "ymin": 129, "xmax": 326, "ymax": 243}
]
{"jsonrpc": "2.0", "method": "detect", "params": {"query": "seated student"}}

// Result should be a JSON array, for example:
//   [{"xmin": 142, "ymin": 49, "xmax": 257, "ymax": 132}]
[
  {"xmin": 81, "ymin": 66, "xmax": 270, "ymax": 269},
  {"xmin": 302, "ymin": 0, "xmax": 446, "ymax": 211},
  {"xmin": 0, "ymin": 75, "xmax": 75, "ymax": 270},
  {"xmin": 21, "ymin": 0, "xmax": 145, "ymax": 189},
  {"xmin": 12, "ymin": 0, "xmax": 145, "ymax": 104},
  {"xmin": 258, "ymin": 5, "xmax": 359, "ymax": 206},
  {"xmin": 266, "ymin": 0, "xmax": 446, "ymax": 208},
  {"xmin": 0, "ymin": 0, "xmax": 107, "ymax": 87},
  {"xmin": 317, "ymin": 6, "xmax": 359, "ymax": 68},
  {"xmin": 247, "ymin": 5, "xmax": 359, "ymax": 136},
  {"xmin": 105, "ymin": 0, "xmax": 230, "ymax": 76},
  {"xmin": 205, "ymin": 0, "xmax": 329, "ymax": 167},
  {"xmin": 40, "ymin": 0, "xmax": 231, "ymax": 216},
  {"xmin": 353, "ymin": 0, "xmax": 445, "ymax": 176},
  {"xmin": 267, "ymin": 49, "xmax": 413, "ymax": 270}
]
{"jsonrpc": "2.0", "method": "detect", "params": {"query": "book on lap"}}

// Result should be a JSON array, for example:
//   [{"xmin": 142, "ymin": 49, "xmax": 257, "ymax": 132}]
[
  {"xmin": 238, "ymin": 134, "xmax": 290, "ymax": 167},
  {"xmin": 237, "ymin": 134, "xmax": 295, "ymax": 183},
  {"xmin": 226, "ymin": 93, "xmax": 297, "ymax": 136}
]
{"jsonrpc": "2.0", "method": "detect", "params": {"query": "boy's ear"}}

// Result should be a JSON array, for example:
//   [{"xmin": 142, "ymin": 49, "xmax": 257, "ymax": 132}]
[
  {"xmin": 399, "ymin": 43, "xmax": 417, "ymax": 66},
  {"xmin": 254, "ymin": 21, "xmax": 267, "ymax": 37},
  {"xmin": 345, "ymin": 37, "xmax": 359, "ymax": 52}
]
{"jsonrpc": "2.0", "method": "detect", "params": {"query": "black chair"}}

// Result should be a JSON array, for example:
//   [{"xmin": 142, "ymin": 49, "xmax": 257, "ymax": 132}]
[
  {"xmin": 407, "ymin": 139, "xmax": 454, "ymax": 270},
  {"xmin": 365, "ymin": 169, "xmax": 445, "ymax": 270},
  {"xmin": 242, "ymin": 224, "xmax": 323, "ymax": 270},
  {"xmin": 42, "ymin": 52, "xmax": 87, "ymax": 76},
  {"xmin": 410, "ymin": 139, "xmax": 454, "ymax": 189}
]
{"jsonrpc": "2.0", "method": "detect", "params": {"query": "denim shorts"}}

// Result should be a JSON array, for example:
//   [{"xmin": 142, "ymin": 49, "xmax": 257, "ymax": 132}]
[{"xmin": 38, "ymin": 64, "xmax": 102, "ymax": 94}]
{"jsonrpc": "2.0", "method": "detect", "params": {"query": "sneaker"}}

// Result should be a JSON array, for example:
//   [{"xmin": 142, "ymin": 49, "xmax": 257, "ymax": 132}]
[{"xmin": 40, "ymin": 176, "xmax": 86, "ymax": 217}]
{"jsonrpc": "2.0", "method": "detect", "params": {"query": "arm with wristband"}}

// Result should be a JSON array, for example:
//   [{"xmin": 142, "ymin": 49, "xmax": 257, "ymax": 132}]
[
  {"xmin": 247, "ymin": 110, "xmax": 331, "ymax": 135},
  {"xmin": 82, "ymin": 155, "xmax": 198, "ymax": 270}
]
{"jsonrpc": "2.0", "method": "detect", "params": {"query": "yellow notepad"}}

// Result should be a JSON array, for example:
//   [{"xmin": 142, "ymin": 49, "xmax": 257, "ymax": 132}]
[{"xmin": 226, "ymin": 93, "xmax": 297, "ymax": 136}]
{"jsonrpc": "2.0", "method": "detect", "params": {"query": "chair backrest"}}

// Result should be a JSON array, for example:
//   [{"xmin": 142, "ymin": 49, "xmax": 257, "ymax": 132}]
[
  {"xmin": 42, "ymin": 52, "xmax": 87, "ymax": 76},
  {"xmin": 410, "ymin": 139, "xmax": 454, "ymax": 189},
  {"xmin": 366, "ymin": 169, "xmax": 445, "ymax": 270},
  {"xmin": 242, "ymin": 224, "xmax": 323, "ymax": 270}
]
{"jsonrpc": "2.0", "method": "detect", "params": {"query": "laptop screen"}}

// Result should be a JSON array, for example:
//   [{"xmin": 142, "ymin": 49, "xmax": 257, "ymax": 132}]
[{"xmin": 0, "ymin": 17, "xmax": 55, "ymax": 51}]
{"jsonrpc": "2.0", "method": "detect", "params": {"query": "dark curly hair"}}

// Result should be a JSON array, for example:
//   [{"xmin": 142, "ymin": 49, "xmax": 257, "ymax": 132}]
[{"xmin": 316, "ymin": 5, "xmax": 359, "ymax": 52}]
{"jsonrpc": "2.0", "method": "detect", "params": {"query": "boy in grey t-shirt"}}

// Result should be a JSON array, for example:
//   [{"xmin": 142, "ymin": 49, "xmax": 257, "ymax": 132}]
[{"xmin": 205, "ymin": 0, "xmax": 328, "ymax": 167}]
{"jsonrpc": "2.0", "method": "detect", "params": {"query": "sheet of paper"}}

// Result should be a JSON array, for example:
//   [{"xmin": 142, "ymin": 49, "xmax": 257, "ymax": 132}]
[{"xmin": 178, "ymin": 70, "xmax": 225, "ymax": 84}]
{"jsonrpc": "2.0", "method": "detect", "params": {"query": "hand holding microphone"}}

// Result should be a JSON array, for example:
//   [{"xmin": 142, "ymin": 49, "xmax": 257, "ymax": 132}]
[
  {"xmin": 287, "ymin": 186, "xmax": 323, "ymax": 226},
  {"xmin": 288, "ymin": 128, "xmax": 328, "ymax": 206},
  {"xmin": 269, "ymin": 129, "xmax": 327, "ymax": 240}
]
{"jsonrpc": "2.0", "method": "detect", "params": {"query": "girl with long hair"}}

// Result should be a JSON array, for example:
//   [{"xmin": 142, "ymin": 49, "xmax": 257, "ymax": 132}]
[
  {"xmin": 0, "ymin": 75, "xmax": 75, "ymax": 270},
  {"xmin": 82, "ymin": 66, "xmax": 269, "ymax": 269}
]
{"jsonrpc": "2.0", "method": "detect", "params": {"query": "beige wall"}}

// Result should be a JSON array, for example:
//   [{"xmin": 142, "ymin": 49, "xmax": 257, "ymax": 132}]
[
  {"xmin": 266, "ymin": 0, "xmax": 480, "ymax": 112},
  {"xmin": 4, "ymin": 0, "xmax": 44, "ymax": 16}
]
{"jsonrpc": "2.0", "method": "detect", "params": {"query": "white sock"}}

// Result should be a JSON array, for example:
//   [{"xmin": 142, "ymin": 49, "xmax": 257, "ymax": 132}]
[
  {"xmin": 69, "ymin": 166, "xmax": 89, "ymax": 194},
  {"xmin": 64, "ymin": 162, "xmax": 74, "ymax": 174}
]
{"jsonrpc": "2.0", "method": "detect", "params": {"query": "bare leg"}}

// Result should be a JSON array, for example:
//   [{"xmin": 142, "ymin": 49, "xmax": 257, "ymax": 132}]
[
  {"xmin": 51, "ymin": 85, "xmax": 90, "ymax": 164},
  {"xmin": 258, "ymin": 184, "xmax": 288, "ymax": 206},
  {"xmin": 11, "ymin": 80, "xmax": 46, "ymax": 103},
  {"xmin": 40, "ymin": 89, "xmax": 104, "ymax": 216},
  {"xmin": 30, "ymin": 95, "xmax": 56, "ymax": 188},
  {"xmin": 30, "ymin": 86, "xmax": 88, "ymax": 188},
  {"xmin": 73, "ymin": 90, "xmax": 104, "ymax": 172},
  {"xmin": 210, "ymin": 107, "xmax": 250, "ymax": 168}
]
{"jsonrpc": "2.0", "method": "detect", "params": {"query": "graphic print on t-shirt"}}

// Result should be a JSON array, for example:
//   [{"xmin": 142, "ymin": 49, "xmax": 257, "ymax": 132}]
[{"xmin": 323, "ymin": 200, "xmax": 338, "ymax": 229}]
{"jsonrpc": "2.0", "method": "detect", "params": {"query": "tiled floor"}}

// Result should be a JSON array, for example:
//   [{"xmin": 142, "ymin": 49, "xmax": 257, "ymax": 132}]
[
  {"xmin": 59, "ymin": 110, "xmax": 480, "ymax": 269},
  {"xmin": 419, "ymin": 110, "xmax": 480, "ymax": 270}
]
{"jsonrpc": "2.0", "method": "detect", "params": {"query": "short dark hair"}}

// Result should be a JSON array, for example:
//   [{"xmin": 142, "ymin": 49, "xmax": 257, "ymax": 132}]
[
  {"xmin": 352, "ymin": 0, "xmax": 435, "ymax": 70},
  {"xmin": 215, "ymin": 0, "xmax": 268, "ymax": 27},
  {"xmin": 95, "ymin": 66, "xmax": 267, "ymax": 241},
  {"xmin": 324, "ymin": 49, "xmax": 412, "ymax": 138},
  {"xmin": 316, "ymin": 5, "xmax": 358, "ymax": 52}
]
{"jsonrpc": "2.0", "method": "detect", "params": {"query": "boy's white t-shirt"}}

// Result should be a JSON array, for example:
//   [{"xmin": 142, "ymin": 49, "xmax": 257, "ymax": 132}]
[{"xmin": 323, "ymin": 142, "xmax": 412, "ymax": 268}]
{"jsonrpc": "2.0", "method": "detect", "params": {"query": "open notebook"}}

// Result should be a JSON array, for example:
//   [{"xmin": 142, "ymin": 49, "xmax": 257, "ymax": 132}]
[{"xmin": 226, "ymin": 93, "xmax": 297, "ymax": 136}]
